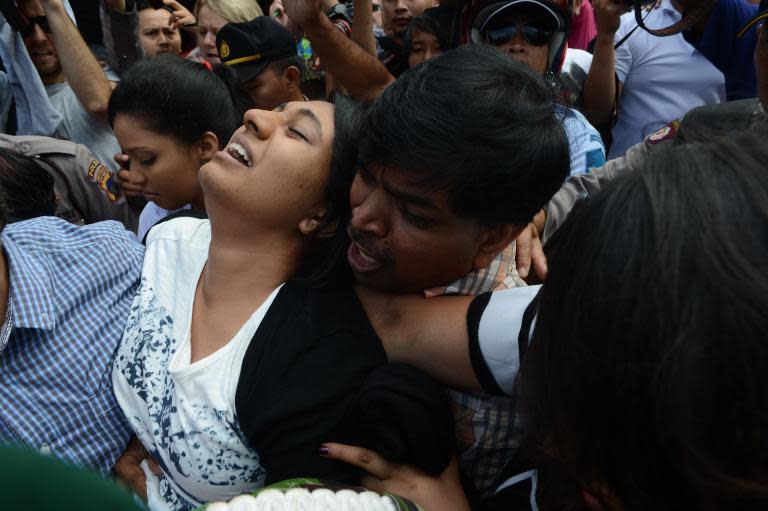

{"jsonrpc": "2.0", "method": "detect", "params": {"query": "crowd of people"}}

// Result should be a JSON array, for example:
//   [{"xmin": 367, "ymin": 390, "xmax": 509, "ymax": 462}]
[{"xmin": 0, "ymin": 0, "xmax": 765, "ymax": 509}]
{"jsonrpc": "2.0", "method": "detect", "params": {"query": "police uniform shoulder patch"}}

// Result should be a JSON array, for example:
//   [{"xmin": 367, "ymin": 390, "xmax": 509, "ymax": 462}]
[
  {"xmin": 85, "ymin": 159, "xmax": 119, "ymax": 202},
  {"xmin": 645, "ymin": 119, "xmax": 681, "ymax": 146}
]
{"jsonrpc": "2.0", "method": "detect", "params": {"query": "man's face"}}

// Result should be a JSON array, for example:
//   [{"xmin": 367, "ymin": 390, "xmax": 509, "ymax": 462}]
[
  {"xmin": 348, "ymin": 163, "xmax": 491, "ymax": 293},
  {"xmin": 138, "ymin": 8, "xmax": 182, "ymax": 57},
  {"xmin": 481, "ymin": 10, "xmax": 553, "ymax": 75},
  {"xmin": 408, "ymin": 28, "xmax": 443, "ymax": 68},
  {"xmin": 244, "ymin": 66, "xmax": 292, "ymax": 111},
  {"xmin": 20, "ymin": 0, "xmax": 64, "ymax": 84},
  {"xmin": 382, "ymin": 0, "xmax": 438, "ymax": 37}
]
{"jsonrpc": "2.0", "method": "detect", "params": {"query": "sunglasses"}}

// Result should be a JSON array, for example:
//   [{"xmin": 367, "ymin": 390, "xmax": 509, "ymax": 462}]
[
  {"xmin": 16, "ymin": 16, "xmax": 51, "ymax": 37},
  {"xmin": 483, "ymin": 22, "xmax": 553, "ymax": 46}
]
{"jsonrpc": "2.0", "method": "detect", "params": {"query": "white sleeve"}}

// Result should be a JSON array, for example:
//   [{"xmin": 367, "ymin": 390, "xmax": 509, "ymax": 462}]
[
  {"xmin": 467, "ymin": 285, "xmax": 541, "ymax": 396},
  {"xmin": 613, "ymin": 14, "xmax": 635, "ymax": 83}
]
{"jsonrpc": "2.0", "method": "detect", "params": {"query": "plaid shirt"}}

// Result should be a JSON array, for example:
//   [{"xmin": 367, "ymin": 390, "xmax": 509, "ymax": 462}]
[
  {"xmin": 0, "ymin": 218, "xmax": 143, "ymax": 473},
  {"xmin": 427, "ymin": 241, "xmax": 527, "ymax": 498}
]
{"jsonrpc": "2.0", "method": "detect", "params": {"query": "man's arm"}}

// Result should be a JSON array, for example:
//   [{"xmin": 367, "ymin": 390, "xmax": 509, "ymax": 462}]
[
  {"xmin": 43, "ymin": 0, "xmax": 113, "ymax": 122},
  {"xmin": 282, "ymin": 0, "xmax": 394, "ymax": 102},
  {"xmin": 356, "ymin": 285, "xmax": 481, "ymax": 391},
  {"xmin": 581, "ymin": 0, "xmax": 627, "ymax": 128},
  {"xmin": 351, "ymin": 0, "xmax": 378, "ymax": 56},
  {"xmin": 100, "ymin": 0, "xmax": 143, "ymax": 74}
]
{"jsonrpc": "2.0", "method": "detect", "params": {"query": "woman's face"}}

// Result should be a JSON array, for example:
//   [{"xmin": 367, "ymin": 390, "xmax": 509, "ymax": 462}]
[
  {"xmin": 196, "ymin": 5, "xmax": 230, "ymax": 63},
  {"xmin": 113, "ymin": 114, "xmax": 207, "ymax": 211},
  {"xmin": 138, "ymin": 8, "xmax": 182, "ymax": 57},
  {"xmin": 199, "ymin": 101, "xmax": 335, "ymax": 231}
]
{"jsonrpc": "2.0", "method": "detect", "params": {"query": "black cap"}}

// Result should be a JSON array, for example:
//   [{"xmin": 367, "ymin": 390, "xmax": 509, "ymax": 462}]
[
  {"xmin": 738, "ymin": 0, "xmax": 768, "ymax": 38},
  {"xmin": 216, "ymin": 17, "xmax": 297, "ymax": 81}
]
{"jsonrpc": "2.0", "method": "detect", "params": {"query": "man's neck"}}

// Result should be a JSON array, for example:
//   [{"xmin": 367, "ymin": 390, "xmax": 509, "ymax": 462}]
[{"xmin": 41, "ymin": 73, "xmax": 67, "ymax": 86}]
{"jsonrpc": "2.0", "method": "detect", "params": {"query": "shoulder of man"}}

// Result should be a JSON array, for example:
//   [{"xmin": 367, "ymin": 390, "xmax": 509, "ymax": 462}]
[{"xmin": 0, "ymin": 134, "xmax": 117, "ymax": 197}]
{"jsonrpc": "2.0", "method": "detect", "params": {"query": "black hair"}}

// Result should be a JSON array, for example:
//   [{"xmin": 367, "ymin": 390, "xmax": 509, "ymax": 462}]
[
  {"xmin": 293, "ymin": 94, "xmax": 364, "ymax": 287},
  {"xmin": 520, "ymin": 132, "xmax": 768, "ymax": 511},
  {"xmin": 404, "ymin": 6, "xmax": 458, "ymax": 56},
  {"xmin": 0, "ymin": 148, "xmax": 55, "ymax": 223},
  {"xmin": 108, "ymin": 55, "xmax": 249, "ymax": 149},
  {"xmin": 135, "ymin": 0, "xmax": 154, "ymax": 11},
  {"xmin": 268, "ymin": 55, "xmax": 306, "ymax": 78},
  {"xmin": 358, "ymin": 44, "xmax": 569, "ymax": 227}
]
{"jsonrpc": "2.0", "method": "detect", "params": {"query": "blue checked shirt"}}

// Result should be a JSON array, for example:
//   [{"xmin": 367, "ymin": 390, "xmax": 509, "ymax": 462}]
[{"xmin": 0, "ymin": 217, "xmax": 144, "ymax": 473}]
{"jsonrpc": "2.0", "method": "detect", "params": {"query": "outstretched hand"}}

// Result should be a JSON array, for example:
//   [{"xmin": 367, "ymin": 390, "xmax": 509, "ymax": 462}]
[
  {"xmin": 280, "ymin": 0, "xmax": 325, "ymax": 29},
  {"xmin": 591, "ymin": 0, "xmax": 631, "ymax": 37},
  {"xmin": 515, "ymin": 222, "xmax": 547, "ymax": 283},
  {"xmin": 163, "ymin": 0, "xmax": 196, "ymax": 31},
  {"xmin": 320, "ymin": 443, "xmax": 471, "ymax": 511}
]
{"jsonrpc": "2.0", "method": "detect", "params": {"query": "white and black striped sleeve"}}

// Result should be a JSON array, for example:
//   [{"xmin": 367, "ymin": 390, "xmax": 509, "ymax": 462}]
[{"xmin": 467, "ymin": 285, "xmax": 541, "ymax": 396}]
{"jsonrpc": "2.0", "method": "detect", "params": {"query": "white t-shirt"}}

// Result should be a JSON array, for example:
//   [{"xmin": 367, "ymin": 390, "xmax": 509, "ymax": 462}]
[
  {"xmin": 46, "ymin": 76, "xmax": 122, "ymax": 171},
  {"xmin": 113, "ymin": 217, "xmax": 283, "ymax": 510},
  {"xmin": 610, "ymin": 0, "xmax": 725, "ymax": 158},
  {"xmin": 137, "ymin": 202, "xmax": 192, "ymax": 241}
]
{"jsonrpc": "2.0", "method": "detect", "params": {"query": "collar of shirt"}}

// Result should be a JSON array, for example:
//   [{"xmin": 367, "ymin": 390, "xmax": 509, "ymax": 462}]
[
  {"xmin": 1, "ymin": 237, "xmax": 56, "ymax": 331},
  {"xmin": 660, "ymin": 0, "xmax": 682, "ymax": 17}
]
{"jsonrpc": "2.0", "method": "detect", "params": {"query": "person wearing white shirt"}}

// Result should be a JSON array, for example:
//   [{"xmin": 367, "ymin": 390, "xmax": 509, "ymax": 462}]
[{"xmin": 583, "ymin": 0, "xmax": 725, "ymax": 159}]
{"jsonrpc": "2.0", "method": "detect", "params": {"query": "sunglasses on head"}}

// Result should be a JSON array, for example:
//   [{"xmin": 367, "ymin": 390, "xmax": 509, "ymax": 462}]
[{"xmin": 483, "ymin": 22, "xmax": 553, "ymax": 46}]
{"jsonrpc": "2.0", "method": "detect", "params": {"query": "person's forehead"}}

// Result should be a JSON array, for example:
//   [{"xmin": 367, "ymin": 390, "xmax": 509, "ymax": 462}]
[
  {"xmin": 19, "ymin": 0, "xmax": 45, "ymax": 17},
  {"xmin": 411, "ymin": 28, "xmax": 439, "ymax": 42},
  {"xmin": 138, "ymin": 8, "xmax": 173, "ymax": 26},
  {"xmin": 197, "ymin": 5, "xmax": 230, "ymax": 28}
]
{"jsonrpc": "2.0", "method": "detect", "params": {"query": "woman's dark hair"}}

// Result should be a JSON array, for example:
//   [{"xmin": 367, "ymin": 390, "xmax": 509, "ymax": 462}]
[
  {"xmin": 108, "ymin": 55, "xmax": 250, "ymax": 149},
  {"xmin": 358, "ymin": 44, "xmax": 569, "ymax": 227},
  {"xmin": 520, "ymin": 132, "xmax": 768, "ymax": 511},
  {"xmin": 293, "ymin": 94, "xmax": 364, "ymax": 287},
  {"xmin": 404, "ymin": 6, "xmax": 458, "ymax": 56},
  {"xmin": 0, "ymin": 148, "xmax": 55, "ymax": 223}
]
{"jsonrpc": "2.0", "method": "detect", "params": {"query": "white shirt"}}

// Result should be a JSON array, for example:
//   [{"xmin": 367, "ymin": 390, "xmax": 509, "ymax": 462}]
[
  {"xmin": 610, "ymin": 0, "xmax": 725, "ymax": 158},
  {"xmin": 137, "ymin": 202, "xmax": 192, "ymax": 241},
  {"xmin": 113, "ymin": 217, "xmax": 282, "ymax": 510}
]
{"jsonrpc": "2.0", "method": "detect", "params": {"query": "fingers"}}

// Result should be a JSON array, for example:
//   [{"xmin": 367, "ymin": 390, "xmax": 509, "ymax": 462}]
[
  {"xmin": 147, "ymin": 455, "xmax": 163, "ymax": 477},
  {"xmin": 113, "ymin": 437, "xmax": 149, "ymax": 501},
  {"xmin": 529, "ymin": 234, "xmax": 548, "ymax": 282},
  {"xmin": 515, "ymin": 224, "xmax": 533, "ymax": 279},
  {"xmin": 320, "ymin": 443, "xmax": 395, "ymax": 480}
]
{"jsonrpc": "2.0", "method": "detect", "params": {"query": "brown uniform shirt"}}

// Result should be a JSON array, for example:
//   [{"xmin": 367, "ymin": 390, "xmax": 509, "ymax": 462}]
[{"xmin": 0, "ymin": 134, "xmax": 142, "ymax": 231}]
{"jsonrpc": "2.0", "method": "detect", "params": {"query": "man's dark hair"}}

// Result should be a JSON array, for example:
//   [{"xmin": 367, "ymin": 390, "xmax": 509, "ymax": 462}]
[
  {"xmin": 358, "ymin": 44, "xmax": 569, "ymax": 227},
  {"xmin": 521, "ymin": 132, "xmax": 768, "ymax": 511},
  {"xmin": 0, "ymin": 148, "xmax": 55, "ymax": 223},
  {"xmin": 108, "ymin": 55, "xmax": 246, "ymax": 149},
  {"xmin": 268, "ymin": 55, "xmax": 306, "ymax": 77}
]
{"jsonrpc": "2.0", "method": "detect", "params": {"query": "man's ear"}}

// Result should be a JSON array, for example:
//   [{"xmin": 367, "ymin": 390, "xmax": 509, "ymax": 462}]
[
  {"xmin": 298, "ymin": 208, "xmax": 336, "ymax": 239},
  {"xmin": 472, "ymin": 223, "xmax": 524, "ymax": 270},
  {"xmin": 283, "ymin": 66, "xmax": 302, "ymax": 94},
  {"xmin": 197, "ymin": 131, "xmax": 220, "ymax": 163}
]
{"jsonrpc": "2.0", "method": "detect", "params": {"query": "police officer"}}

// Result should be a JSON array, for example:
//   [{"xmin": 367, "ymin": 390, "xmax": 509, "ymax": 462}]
[{"xmin": 0, "ymin": 134, "xmax": 142, "ymax": 231}]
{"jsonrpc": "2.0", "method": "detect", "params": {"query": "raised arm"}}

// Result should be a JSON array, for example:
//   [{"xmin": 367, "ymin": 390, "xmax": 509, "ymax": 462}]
[
  {"xmin": 43, "ymin": 0, "xmax": 113, "ymax": 122},
  {"xmin": 100, "ymin": 0, "xmax": 143, "ymax": 74},
  {"xmin": 351, "ymin": 0, "xmax": 378, "ymax": 56},
  {"xmin": 282, "ymin": 0, "xmax": 394, "ymax": 102},
  {"xmin": 581, "ymin": 0, "xmax": 627, "ymax": 128}
]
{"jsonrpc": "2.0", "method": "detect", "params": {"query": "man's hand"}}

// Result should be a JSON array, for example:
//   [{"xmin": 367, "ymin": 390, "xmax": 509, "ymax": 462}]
[
  {"xmin": 113, "ymin": 436, "xmax": 159, "ymax": 501},
  {"xmin": 591, "ymin": 0, "xmax": 630, "ymax": 37},
  {"xmin": 163, "ymin": 0, "xmax": 195, "ymax": 31},
  {"xmin": 515, "ymin": 221, "xmax": 547, "ymax": 283},
  {"xmin": 320, "ymin": 443, "xmax": 471, "ymax": 511},
  {"xmin": 281, "ymin": 0, "xmax": 326, "ymax": 30}
]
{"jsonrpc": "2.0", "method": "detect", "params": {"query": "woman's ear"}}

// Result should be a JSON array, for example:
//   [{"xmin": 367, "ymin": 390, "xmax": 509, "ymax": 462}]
[
  {"xmin": 298, "ymin": 207, "xmax": 337, "ymax": 239},
  {"xmin": 197, "ymin": 132, "xmax": 220, "ymax": 163}
]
